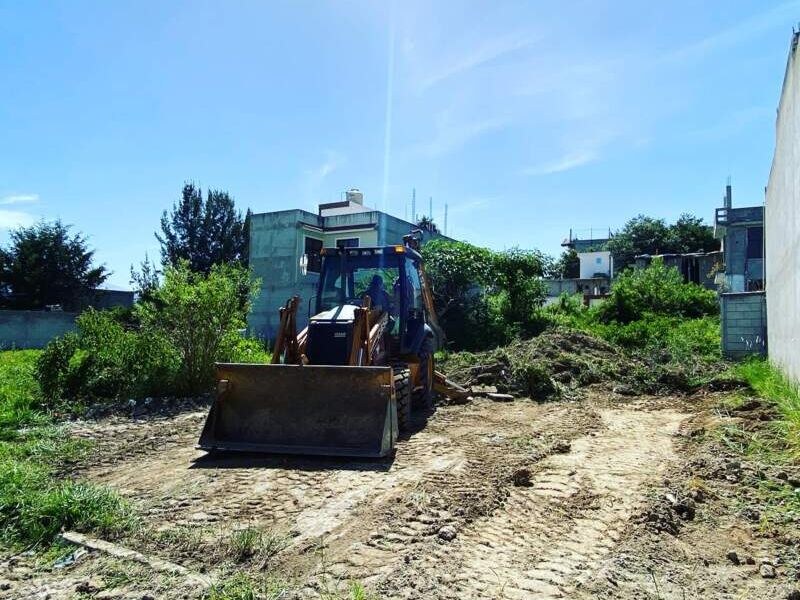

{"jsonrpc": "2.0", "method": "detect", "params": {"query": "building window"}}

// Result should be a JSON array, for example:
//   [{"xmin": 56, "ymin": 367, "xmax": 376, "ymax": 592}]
[
  {"xmin": 304, "ymin": 237, "xmax": 323, "ymax": 273},
  {"xmin": 746, "ymin": 227, "xmax": 763, "ymax": 259},
  {"xmin": 336, "ymin": 237, "xmax": 360, "ymax": 249}
]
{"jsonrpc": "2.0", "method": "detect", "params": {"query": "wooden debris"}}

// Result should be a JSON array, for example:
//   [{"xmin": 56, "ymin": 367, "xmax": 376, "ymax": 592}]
[{"xmin": 59, "ymin": 531, "xmax": 213, "ymax": 589}]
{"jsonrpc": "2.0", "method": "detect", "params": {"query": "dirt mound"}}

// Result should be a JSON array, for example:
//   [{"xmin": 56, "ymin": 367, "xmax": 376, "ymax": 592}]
[{"xmin": 438, "ymin": 330, "xmax": 624, "ymax": 400}]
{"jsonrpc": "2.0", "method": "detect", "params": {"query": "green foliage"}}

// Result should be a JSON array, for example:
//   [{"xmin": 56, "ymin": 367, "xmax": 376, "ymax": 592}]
[
  {"xmin": 157, "ymin": 183, "xmax": 250, "ymax": 273},
  {"xmin": 596, "ymin": 258, "xmax": 718, "ymax": 324},
  {"xmin": 37, "ymin": 310, "xmax": 181, "ymax": 405},
  {"xmin": 0, "ymin": 220, "xmax": 108, "ymax": 310},
  {"xmin": 549, "ymin": 248, "xmax": 580, "ymax": 279},
  {"xmin": 0, "ymin": 459, "xmax": 134, "ymax": 545},
  {"xmin": 491, "ymin": 248, "xmax": 548, "ymax": 333},
  {"xmin": 421, "ymin": 239, "xmax": 499, "ymax": 350},
  {"xmin": 606, "ymin": 213, "xmax": 719, "ymax": 270},
  {"xmin": 136, "ymin": 261, "xmax": 260, "ymax": 394},
  {"xmin": 205, "ymin": 573, "xmax": 287, "ymax": 600},
  {"xmin": 0, "ymin": 350, "xmax": 48, "ymax": 435},
  {"xmin": 0, "ymin": 351, "xmax": 132, "ymax": 547},
  {"xmin": 733, "ymin": 359, "xmax": 800, "ymax": 456},
  {"xmin": 421, "ymin": 240, "xmax": 548, "ymax": 350},
  {"xmin": 219, "ymin": 335, "xmax": 271, "ymax": 364}
]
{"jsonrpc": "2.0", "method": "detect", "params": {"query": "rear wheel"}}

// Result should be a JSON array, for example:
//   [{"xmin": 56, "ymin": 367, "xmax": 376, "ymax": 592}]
[
  {"xmin": 415, "ymin": 336, "xmax": 434, "ymax": 409},
  {"xmin": 393, "ymin": 365, "xmax": 412, "ymax": 431}
]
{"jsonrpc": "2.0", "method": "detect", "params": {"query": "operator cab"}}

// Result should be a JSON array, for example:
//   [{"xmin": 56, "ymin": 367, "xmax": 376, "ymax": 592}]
[{"xmin": 313, "ymin": 245, "xmax": 428, "ymax": 357}]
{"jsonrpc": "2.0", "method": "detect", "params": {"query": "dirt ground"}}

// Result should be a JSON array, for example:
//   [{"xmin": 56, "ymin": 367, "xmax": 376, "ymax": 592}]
[{"xmin": 3, "ymin": 388, "xmax": 800, "ymax": 600}]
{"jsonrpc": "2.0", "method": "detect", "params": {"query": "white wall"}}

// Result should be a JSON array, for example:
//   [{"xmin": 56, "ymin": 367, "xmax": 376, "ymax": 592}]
[
  {"xmin": 766, "ymin": 34, "xmax": 800, "ymax": 381},
  {"xmin": 578, "ymin": 251, "xmax": 611, "ymax": 279},
  {"xmin": 319, "ymin": 201, "xmax": 371, "ymax": 217}
]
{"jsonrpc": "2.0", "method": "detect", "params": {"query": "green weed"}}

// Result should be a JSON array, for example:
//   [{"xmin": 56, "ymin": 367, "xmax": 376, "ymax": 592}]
[
  {"xmin": 222, "ymin": 526, "xmax": 288, "ymax": 564},
  {"xmin": 205, "ymin": 572, "xmax": 288, "ymax": 600},
  {"xmin": 733, "ymin": 358, "xmax": 800, "ymax": 458}
]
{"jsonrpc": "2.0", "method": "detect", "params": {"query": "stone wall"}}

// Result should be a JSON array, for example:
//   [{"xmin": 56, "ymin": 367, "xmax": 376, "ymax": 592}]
[
  {"xmin": 0, "ymin": 310, "xmax": 78, "ymax": 350},
  {"xmin": 720, "ymin": 291, "xmax": 767, "ymax": 359}
]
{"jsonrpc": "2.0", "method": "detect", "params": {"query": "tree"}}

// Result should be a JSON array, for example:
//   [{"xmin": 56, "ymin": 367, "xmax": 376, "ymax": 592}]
[
  {"xmin": 669, "ymin": 213, "xmax": 719, "ymax": 254},
  {"xmin": 129, "ymin": 253, "xmax": 161, "ymax": 302},
  {"xmin": 416, "ymin": 216, "xmax": 440, "ymax": 234},
  {"xmin": 136, "ymin": 261, "xmax": 259, "ymax": 394},
  {"xmin": 549, "ymin": 249, "xmax": 580, "ymax": 279},
  {"xmin": 607, "ymin": 213, "xmax": 720, "ymax": 271},
  {"xmin": 491, "ymin": 248, "xmax": 548, "ymax": 327},
  {"xmin": 0, "ymin": 220, "xmax": 108, "ymax": 310},
  {"xmin": 606, "ymin": 215, "xmax": 672, "ymax": 269},
  {"xmin": 156, "ymin": 183, "xmax": 248, "ymax": 273}
]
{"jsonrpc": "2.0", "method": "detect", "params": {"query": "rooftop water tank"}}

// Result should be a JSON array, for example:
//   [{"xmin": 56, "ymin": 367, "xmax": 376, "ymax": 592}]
[{"xmin": 346, "ymin": 188, "xmax": 364, "ymax": 205}]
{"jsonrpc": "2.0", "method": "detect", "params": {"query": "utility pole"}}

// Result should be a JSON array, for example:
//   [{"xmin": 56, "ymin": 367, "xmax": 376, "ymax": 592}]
[
  {"xmin": 429, "ymin": 196, "xmax": 433, "ymax": 220},
  {"xmin": 444, "ymin": 203, "xmax": 448, "ymax": 236},
  {"xmin": 411, "ymin": 188, "xmax": 416, "ymax": 223}
]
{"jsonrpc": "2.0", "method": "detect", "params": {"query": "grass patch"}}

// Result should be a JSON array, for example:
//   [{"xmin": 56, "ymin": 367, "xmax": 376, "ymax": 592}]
[
  {"xmin": 221, "ymin": 525, "xmax": 288, "ymax": 565},
  {"xmin": 0, "ymin": 458, "xmax": 135, "ymax": 546},
  {"xmin": 0, "ymin": 350, "xmax": 134, "ymax": 548},
  {"xmin": 733, "ymin": 358, "xmax": 800, "ymax": 458},
  {"xmin": 0, "ymin": 349, "xmax": 49, "ymax": 434},
  {"xmin": 205, "ymin": 572, "xmax": 288, "ymax": 600}
]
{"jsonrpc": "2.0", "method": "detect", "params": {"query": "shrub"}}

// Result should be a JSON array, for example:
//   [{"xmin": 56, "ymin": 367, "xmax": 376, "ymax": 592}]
[
  {"xmin": 219, "ymin": 335, "xmax": 271, "ymax": 364},
  {"xmin": 596, "ymin": 258, "xmax": 718, "ymax": 324},
  {"xmin": 37, "ymin": 310, "xmax": 181, "ymax": 405},
  {"xmin": 136, "ymin": 261, "xmax": 260, "ymax": 394}
]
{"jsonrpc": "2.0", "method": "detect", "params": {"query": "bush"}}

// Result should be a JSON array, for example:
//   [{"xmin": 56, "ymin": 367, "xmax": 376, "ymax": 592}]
[
  {"xmin": 136, "ymin": 261, "xmax": 260, "ymax": 394},
  {"xmin": 37, "ymin": 310, "xmax": 181, "ymax": 406},
  {"xmin": 219, "ymin": 334, "xmax": 271, "ymax": 364},
  {"xmin": 596, "ymin": 258, "xmax": 718, "ymax": 324}
]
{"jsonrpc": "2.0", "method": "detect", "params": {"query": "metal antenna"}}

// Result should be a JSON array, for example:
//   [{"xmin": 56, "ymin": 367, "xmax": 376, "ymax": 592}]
[
  {"xmin": 411, "ymin": 188, "xmax": 416, "ymax": 223},
  {"xmin": 444, "ymin": 203, "xmax": 449, "ymax": 236},
  {"xmin": 429, "ymin": 196, "xmax": 433, "ymax": 219}
]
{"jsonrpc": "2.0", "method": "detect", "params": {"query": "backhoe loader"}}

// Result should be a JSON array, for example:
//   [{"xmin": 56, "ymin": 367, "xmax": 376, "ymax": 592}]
[{"xmin": 198, "ymin": 232, "xmax": 467, "ymax": 458}]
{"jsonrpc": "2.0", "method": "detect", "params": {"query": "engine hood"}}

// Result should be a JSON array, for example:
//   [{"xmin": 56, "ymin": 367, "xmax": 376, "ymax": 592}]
[{"xmin": 310, "ymin": 304, "xmax": 360, "ymax": 324}]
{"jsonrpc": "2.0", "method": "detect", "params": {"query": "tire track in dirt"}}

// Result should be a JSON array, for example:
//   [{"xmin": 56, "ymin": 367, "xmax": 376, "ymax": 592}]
[{"xmin": 434, "ymin": 408, "xmax": 684, "ymax": 600}]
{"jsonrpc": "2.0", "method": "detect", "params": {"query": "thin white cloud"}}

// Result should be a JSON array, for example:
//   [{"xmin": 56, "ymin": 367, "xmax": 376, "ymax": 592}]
[
  {"xmin": 448, "ymin": 197, "xmax": 493, "ymax": 215},
  {"xmin": 309, "ymin": 152, "xmax": 344, "ymax": 179},
  {"xmin": 523, "ymin": 150, "xmax": 598, "ymax": 176},
  {"xmin": 661, "ymin": 1, "xmax": 800, "ymax": 65},
  {"xmin": 0, "ymin": 193, "xmax": 39, "ymax": 205},
  {"xmin": 417, "ymin": 32, "xmax": 537, "ymax": 91},
  {"xmin": 0, "ymin": 210, "xmax": 36, "ymax": 229},
  {"xmin": 414, "ymin": 116, "xmax": 507, "ymax": 158}
]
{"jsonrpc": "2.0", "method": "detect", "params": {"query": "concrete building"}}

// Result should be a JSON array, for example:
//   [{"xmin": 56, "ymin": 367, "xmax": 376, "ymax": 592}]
[
  {"xmin": 765, "ymin": 31, "xmax": 800, "ymax": 381},
  {"xmin": 578, "ymin": 250, "xmax": 613, "ymax": 280},
  {"xmin": 710, "ymin": 184, "xmax": 766, "ymax": 359},
  {"xmin": 634, "ymin": 251, "xmax": 722, "ymax": 291},
  {"xmin": 248, "ymin": 189, "xmax": 448, "ymax": 340},
  {"xmin": 713, "ymin": 185, "xmax": 764, "ymax": 292}
]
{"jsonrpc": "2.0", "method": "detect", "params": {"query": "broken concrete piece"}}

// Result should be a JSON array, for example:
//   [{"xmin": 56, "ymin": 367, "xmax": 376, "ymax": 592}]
[{"xmin": 487, "ymin": 393, "xmax": 514, "ymax": 402}]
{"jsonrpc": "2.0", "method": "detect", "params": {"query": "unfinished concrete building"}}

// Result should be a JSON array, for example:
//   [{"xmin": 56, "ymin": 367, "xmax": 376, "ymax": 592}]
[{"xmin": 713, "ymin": 185, "xmax": 766, "ymax": 359}]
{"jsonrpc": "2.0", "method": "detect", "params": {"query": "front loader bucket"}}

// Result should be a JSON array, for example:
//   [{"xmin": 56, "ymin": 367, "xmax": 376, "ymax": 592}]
[{"xmin": 198, "ymin": 363, "xmax": 398, "ymax": 458}]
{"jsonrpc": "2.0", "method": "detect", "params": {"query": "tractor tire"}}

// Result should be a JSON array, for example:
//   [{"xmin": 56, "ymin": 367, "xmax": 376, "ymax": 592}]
[
  {"xmin": 415, "ymin": 337, "xmax": 434, "ymax": 410},
  {"xmin": 393, "ymin": 365, "xmax": 412, "ymax": 432}
]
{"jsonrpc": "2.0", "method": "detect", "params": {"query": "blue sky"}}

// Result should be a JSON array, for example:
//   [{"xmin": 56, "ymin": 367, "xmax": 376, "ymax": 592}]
[{"xmin": 1, "ymin": 1, "xmax": 797, "ymax": 287}]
